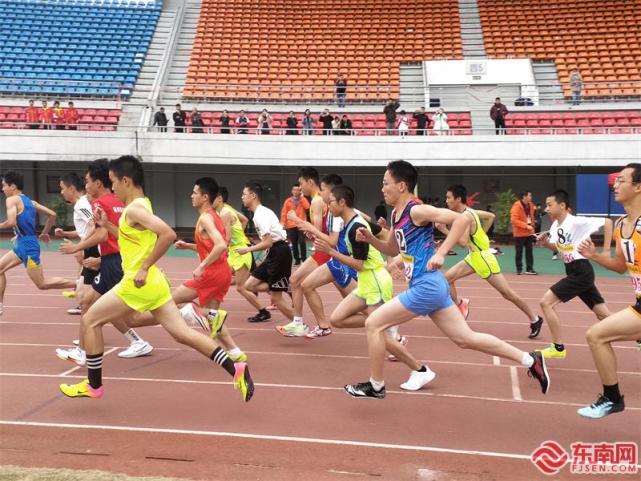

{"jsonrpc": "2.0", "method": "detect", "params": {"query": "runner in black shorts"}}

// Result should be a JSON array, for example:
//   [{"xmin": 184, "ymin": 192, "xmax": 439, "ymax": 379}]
[
  {"xmin": 81, "ymin": 246, "xmax": 100, "ymax": 285},
  {"xmin": 250, "ymin": 240, "xmax": 292, "ymax": 292}
]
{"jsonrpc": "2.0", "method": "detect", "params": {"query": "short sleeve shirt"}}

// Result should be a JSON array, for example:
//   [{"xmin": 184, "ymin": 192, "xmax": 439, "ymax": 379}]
[{"xmin": 549, "ymin": 214, "xmax": 605, "ymax": 263}]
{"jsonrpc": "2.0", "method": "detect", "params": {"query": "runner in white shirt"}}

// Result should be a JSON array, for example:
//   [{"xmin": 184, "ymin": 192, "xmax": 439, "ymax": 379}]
[
  {"xmin": 535, "ymin": 189, "xmax": 613, "ymax": 359},
  {"xmin": 238, "ymin": 182, "xmax": 294, "ymax": 322}
]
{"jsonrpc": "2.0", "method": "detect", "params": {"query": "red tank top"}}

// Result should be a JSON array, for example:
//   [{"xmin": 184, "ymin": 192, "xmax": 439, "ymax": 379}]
[
  {"xmin": 92, "ymin": 193, "xmax": 123, "ymax": 256},
  {"xmin": 195, "ymin": 209, "xmax": 228, "ymax": 267}
]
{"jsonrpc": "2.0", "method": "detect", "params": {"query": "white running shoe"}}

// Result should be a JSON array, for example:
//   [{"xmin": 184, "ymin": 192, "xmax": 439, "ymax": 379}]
[
  {"xmin": 72, "ymin": 339, "xmax": 80, "ymax": 346},
  {"xmin": 56, "ymin": 346, "xmax": 86, "ymax": 366},
  {"xmin": 118, "ymin": 340, "xmax": 153, "ymax": 358},
  {"xmin": 180, "ymin": 303, "xmax": 210, "ymax": 333},
  {"xmin": 400, "ymin": 368, "xmax": 436, "ymax": 391},
  {"xmin": 67, "ymin": 306, "xmax": 82, "ymax": 315},
  {"xmin": 276, "ymin": 320, "xmax": 309, "ymax": 337}
]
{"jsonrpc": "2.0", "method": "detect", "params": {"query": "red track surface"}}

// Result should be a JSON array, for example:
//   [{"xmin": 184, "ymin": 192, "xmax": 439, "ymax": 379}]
[{"xmin": 1, "ymin": 252, "xmax": 639, "ymax": 481}]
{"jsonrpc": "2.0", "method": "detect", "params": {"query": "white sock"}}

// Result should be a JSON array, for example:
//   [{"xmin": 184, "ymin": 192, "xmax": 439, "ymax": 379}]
[
  {"xmin": 521, "ymin": 352, "xmax": 534, "ymax": 368},
  {"xmin": 124, "ymin": 329, "xmax": 141, "ymax": 344},
  {"xmin": 228, "ymin": 347, "xmax": 242, "ymax": 357},
  {"xmin": 208, "ymin": 309, "xmax": 218, "ymax": 319},
  {"xmin": 370, "ymin": 378, "xmax": 385, "ymax": 391},
  {"xmin": 293, "ymin": 316, "xmax": 304, "ymax": 324},
  {"xmin": 532, "ymin": 317, "xmax": 539, "ymax": 323}
]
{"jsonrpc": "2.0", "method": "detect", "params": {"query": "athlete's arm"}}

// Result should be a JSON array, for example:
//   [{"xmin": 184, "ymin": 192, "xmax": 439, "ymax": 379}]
[
  {"xmin": 0, "ymin": 197, "xmax": 18, "ymax": 229},
  {"xmin": 236, "ymin": 210, "xmax": 249, "ymax": 230},
  {"xmin": 475, "ymin": 209, "xmax": 496, "ymax": 232},
  {"xmin": 55, "ymin": 228, "xmax": 79, "ymax": 239},
  {"xmin": 602, "ymin": 218, "xmax": 613, "ymax": 253},
  {"xmin": 578, "ymin": 238, "xmax": 627, "ymax": 274},
  {"xmin": 314, "ymin": 236, "xmax": 364, "ymax": 271},
  {"xmin": 410, "ymin": 205, "xmax": 468, "ymax": 270},
  {"xmin": 196, "ymin": 214, "xmax": 227, "ymax": 272},
  {"xmin": 174, "ymin": 240, "xmax": 197, "ymax": 251},
  {"xmin": 310, "ymin": 197, "xmax": 324, "ymax": 231},
  {"xmin": 32, "ymin": 201, "xmax": 56, "ymax": 241},
  {"xmin": 239, "ymin": 233, "xmax": 272, "ymax": 254},
  {"xmin": 355, "ymin": 225, "xmax": 399, "ymax": 257}
]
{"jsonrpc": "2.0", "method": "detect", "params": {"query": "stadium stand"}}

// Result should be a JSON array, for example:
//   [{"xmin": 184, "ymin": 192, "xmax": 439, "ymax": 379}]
[
  {"xmin": 478, "ymin": 0, "xmax": 641, "ymax": 99},
  {"xmin": 505, "ymin": 110, "xmax": 641, "ymax": 135},
  {"xmin": 0, "ymin": 105, "xmax": 120, "ymax": 131},
  {"xmin": 184, "ymin": 0, "xmax": 463, "ymax": 101},
  {"xmin": 0, "ymin": 0, "xmax": 161, "ymax": 97}
]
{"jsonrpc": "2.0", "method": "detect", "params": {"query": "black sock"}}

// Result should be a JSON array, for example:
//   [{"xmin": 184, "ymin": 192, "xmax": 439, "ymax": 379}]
[
  {"xmin": 603, "ymin": 383, "xmax": 622, "ymax": 403},
  {"xmin": 417, "ymin": 365, "xmax": 427, "ymax": 372},
  {"xmin": 86, "ymin": 353, "xmax": 103, "ymax": 389},
  {"xmin": 210, "ymin": 347, "xmax": 236, "ymax": 377},
  {"xmin": 554, "ymin": 343, "xmax": 565, "ymax": 352}
]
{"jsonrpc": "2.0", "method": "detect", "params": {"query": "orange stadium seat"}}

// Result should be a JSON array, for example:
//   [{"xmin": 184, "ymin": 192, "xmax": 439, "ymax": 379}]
[
  {"xmin": 504, "ymin": 110, "xmax": 641, "ymax": 135},
  {"xmin": 0, "ymin": 106, "xmax": 120, "ymax": 131}
]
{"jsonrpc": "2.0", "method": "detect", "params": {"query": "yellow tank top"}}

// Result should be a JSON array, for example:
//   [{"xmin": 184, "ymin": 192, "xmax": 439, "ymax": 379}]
[
  {"xmin": 118, "ymin": 197, "xmax": 158, "ymax": 279},
  {"xmin": 221, "ymin": 203, "xmax": 250, "ymax": 248},
  {"xmin": 616, "ymin": 216, "xmax": 641, "ymax": 298},
  {"xmin": 466, "ymin": 208, "xmax": 490, "ymax": 253}
]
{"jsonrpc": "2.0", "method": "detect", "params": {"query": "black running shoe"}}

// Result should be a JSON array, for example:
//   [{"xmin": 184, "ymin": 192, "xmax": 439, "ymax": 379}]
[
  {"xmin": 527, "ymin": 350, "xmax": 550, "ymax": 394},
  {"xmin": 524, "ymin": 270, "xmax": 538, "ymax": 275},
  {"xmin": 344, "ymin": 381, "xmax": 385, "ymax": 399},
  {"xmin": 247, "ymin": 309, "xmax": 271, "ymax": 323},
  {"xmin": 528, "ymin": 316, "xmax": 544, "ymax": 339}
]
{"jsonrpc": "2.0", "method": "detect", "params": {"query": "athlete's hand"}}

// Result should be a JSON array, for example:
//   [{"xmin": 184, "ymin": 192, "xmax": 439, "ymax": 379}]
[
  {"xmin": 286, "ymin": 210, "xmax": 299, "ymax": 224},
  {"xmin": 387, "ymin": 262, "xmax": 403, "ymax": 279},
  {"xmin": 74, "ymin": 251, "xmax": 84, "ymax": 265},
  {"xmin": 313, "ymin": 237, "xmax": 331, "ymax": 254},
  {"xmin": 355, "ymin": 227, "xmax": 374, "ymax": 243},
  {"xmin": 93, "ymin": 206, "xmax": 107, "ymax": 227},
  {"xmin": 174, "ymin": 239, "xmax": 189, "ymax": 250},
  {"xmin": 427, "ymin": 253, "xmax": 445, "ymax": 271},
  {"xmin": 193, "ymin": 264, "xmax": 204, "ymax": 280},
  {"xmin": 39, "ymin": 233, "xmax": 51, "ymax": 244},
  {"xmin": 54, "ymin": 228, "xmax": 65, "ymax": 238},
  {"xmin": 82, "ymin": 257, "xmax": 101, "ymax": 271},
  {"xmin": 134, "ymin": 267, "xmax": 148, "ymax": 288},
  {"xmin": 577, "ymin": 239, "xmax": 596, "ymax": 259},
  {"xmin": 236, "ymin": 246, "xmax": 250, "ymax": 255},
  {"xmin": 535, "ymin": 231, "xmax": 550, "ymax": 246},
  {"xmin": 59, "ymin": 239, "xmax": 78, "ymax": 254},
  {"xmin": 377, "ymin": 217, "xmax": 389, "ymax": 229}
]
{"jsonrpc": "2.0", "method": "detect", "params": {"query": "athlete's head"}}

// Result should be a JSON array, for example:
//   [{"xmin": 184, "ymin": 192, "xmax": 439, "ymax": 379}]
[
  {"xmin": 59, "ymin": 173, "xmax": 85, "ymax": 203},
  {"xmin": 298, "ymin": 167, "xmax": 320, "ymax": 195},
  {"xmin": 613, "ymin": 163, "xmax": 641, "ymax": 204},
  {"xmin": 545, "ymin": 189, "xmax": 570, "ymax": 219},
  {"xmin": 319, "ymin": 173, "xmax": 342, "ymax": 204},
  {"xmin": 242, "ymin": 182, "xmax": 262, "ymax": 208},
  {"xmin": 329, "ymin": 184, "xmax": 355, "ymax": 217},
  {"xmin": 108, "ymin": 155, "xmax": 144, "ymax": 202},
  {"xmin": 446, "ymin": 184, "xmax": 467, "ymax": 210},
  {"xmin": 213, "ymin": 186, "xmax": 229, "ymax": 209},
  {"xmin": 384, "ymin": 160, "xmax": 417, "ymax": 206},
  {"xmin": 192, "ymin": 177, "xmax": 219, "ymax": 208},
  {"xmin": 85, "ymin": 158, "xmax": 112, "ymax": 196},
  {"xmin": 1, "ymin": 171, "xmax": 24, "ymax": 196}
]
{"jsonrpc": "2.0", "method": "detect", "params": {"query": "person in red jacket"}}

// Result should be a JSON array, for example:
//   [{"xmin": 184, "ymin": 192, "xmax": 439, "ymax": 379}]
[
  {"xmin": 510, "ymin": 191, "xmax": 537, "ymax": 275},
  {"xmin": 25, "ymin": 99, "xmax": 40, "ymax": 129},
  {"xmin": 40, "ymin": 100, "xmax": 53, "ymax": 130},
  {"xmin": 65, "ymin": 101, "xmax": 79, "ymax": 130},
  {"xmin": 52, "ymin": 101, "xmax": 65, "ymax": 130}
]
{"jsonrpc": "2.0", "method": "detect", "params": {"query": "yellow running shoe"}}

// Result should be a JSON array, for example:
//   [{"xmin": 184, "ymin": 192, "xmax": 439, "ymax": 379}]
[
  {"xmin": 539, "ymin": 343, "xmax": 567, "ymax": 359},
  {"xmin": 207, "ymin": 309, "xmax": 227, "ymax": 338},
  {"xmin": 59, "ymin": 379, "xmax": 103, "ymax": 398},
  {"xmin": 62, "ymin": 291, "xmax": 77, "ymax": 298},
  {"xmin": 233, "ymin": 362, "xmax": 254, "ymax": 402},
  {"xmin": 229, "ymin": 351, "xmax": 248, "ymax": 362}
]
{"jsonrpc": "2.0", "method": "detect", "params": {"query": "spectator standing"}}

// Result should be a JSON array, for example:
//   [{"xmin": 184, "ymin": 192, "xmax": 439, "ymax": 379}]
[
  {"xmin": 339, "ymin": 114, "xmax": 353, "ymax": 135},
  {"xmin": 190, "ymin": 107, "xmax": 205, "ymax": 133},
  {"xmin": 332, "ymin": 115, "xmax": 340, "ymax": 134},
  {"xmin": 257, "ymin": 109, "xmax": 272, "ymax": 135},
  {"xmin": 173, "ymin": 103, "xmax": 186, "ymax": 133},
  {"xmin": 40, "ymin": 100, "xmax": 53, "ymax": 130},
  {"xmin": 432, "ymin": 107, "xmax": 449, "ymax": 135},
  {"xmin": 570, "ymin": 69, "xmax": 583, "ymax": 105},
  {"xmin": 152, "ymin": 107, "xmax": 167, "ymax": 132},
  {"xmin": 281, "ymin": 184, "xmax": 310, "ymax": 265},
  {"xmin": 383, "ymin": 98, "xmax": 400, "ymax": 135},
  {"xmin": 65, "ymin": 101, "xmax": 79, "ymax": 130},
  {"xmin": 25, "ymin": 99, "xmax": 40, "ymax": 129},
  {"xmin": 52, "ymin": 101, "xmax": 65, "ymax": 130},
  {"xmin": 319, "ymin": 109, "xmax": 333, "ymax": 135},
  {"xmin": 285, "ymin": 111, "xmax": 298, "ymax": 135},
  {"xmin": 302, "ymin": 109, "xmax": 314, "ymax": 135},
  {"xmin": 510, "ymin": 191, "xmax": 538, "ymax": 275},
  {"xmin": 335, "ymin": 74, "xmax": 347, "ymax": 108},
  {"xmin": 220, "ymin": 110, "xmax": 231, "ymax": 134},
  {"xmin": 236, "ymin": 110, "xmax": 249, "ymax": 134},
  {"xmin": 397, "ymin": 110, "xmax": 409, "ymax": 137},
  {"xmin": 413, "ymin": 107, "xmax": 428, "ymax": 135},
  {"xmin": 490, "ymin": 97, "xmax": 508, "ymax": 135}
]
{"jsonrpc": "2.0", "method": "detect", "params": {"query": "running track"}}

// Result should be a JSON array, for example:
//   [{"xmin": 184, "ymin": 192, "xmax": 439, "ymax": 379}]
[{"xmin": 0, "ymin": 252, "xmax": 639, "ymax": 481}]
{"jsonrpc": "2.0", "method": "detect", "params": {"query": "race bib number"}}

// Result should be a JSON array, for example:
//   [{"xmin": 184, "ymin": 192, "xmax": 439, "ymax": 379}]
[{"xmin": 400, "ymin": 252, "xmax": 414, "ymax": 280}]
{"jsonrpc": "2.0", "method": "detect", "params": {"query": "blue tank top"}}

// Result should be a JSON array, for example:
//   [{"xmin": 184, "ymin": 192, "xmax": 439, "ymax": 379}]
[
  {"xmin": 328, "ymin": 213, "xmax": 350, "ymax": 256},
  {"xmin": 392, "ymin": 199, "xmax": 435, "ymax": 283},
  {"xmin": 15, "ymin": 194, "xmax": 37, "ymax": 239}
]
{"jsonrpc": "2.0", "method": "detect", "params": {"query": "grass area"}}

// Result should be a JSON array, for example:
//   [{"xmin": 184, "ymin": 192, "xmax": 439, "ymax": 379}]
[{"xmin": 0, "ymin": 466, "xmax": 192, "ymax": 481}]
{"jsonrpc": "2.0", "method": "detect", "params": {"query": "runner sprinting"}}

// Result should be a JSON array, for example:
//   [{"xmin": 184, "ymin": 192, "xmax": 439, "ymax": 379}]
[
  {"xmin": 343, "ymin": 161, "xmax": 550, "ymax": 399},
  {"xmin": 535, "ymin": 189, "xmax": 612, "ymax": 359},
  {"xmin": 59, "ymin": 156, "xmax": 254, "ymax": 402},
  {"xmin": 0, "ymin": 171, "xmax": 75, "ymax": 315},
  {"xmin": 576, "ymin": 164, "xmax": 641, "ymax": 418},
  {"xmin": 438, "ymin": 184, "xmax": 544, "ymax": 338}
]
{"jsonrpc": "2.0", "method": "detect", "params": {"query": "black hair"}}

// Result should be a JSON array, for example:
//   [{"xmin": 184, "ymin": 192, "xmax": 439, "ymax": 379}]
[
  {"xmin": 321, "ymin": 173, "xmax": 342, "ymax": 188},
  {"xmin": 218, "ymin": 186, "xmax": 229, "ymax": 203},
  {"xmin": 194, "ymin": 177, "xmax": 219, "ymax": 203},
  {"xmin": 331, "ymin": 184, "xmax": 354, "ymax": 207},
  {"xmin": 548, "ymin": 189, "xmax": 570, "ymax": 209},
  {"xmin": 447, "ymin": 184, "xmax": 467, "ymax": 204},
  {"xmin": 624, "ymin": 163, "xmax": 641, "ymax": 183},
  {"xmin": 60, "ymin": 172, "xmax": 85, "ymax": 192},
  {"xmin": 298, "ymin": 167, "xmax": 320, "ymax": 185},
  {"xmin": 2, "ymin": 171, "xmax": 24, "ymax": 190},
  {"xmin": 292, "ymin": 183, "xmax": 300, "ymax": 189},
  {"xmin": 86, "ymin": 158, "xmax": 112, "ymax": 188},
  {"xmin": 518, "ymin": 191, "xmax": 531, "ymax": 200},
  {"xmin": 386, "ymin": 160, "xmax": 417, "ymax": 192},
  {"xmin": 109, "ymin": 155, "xmax": 144, "ymax": 189},
  {"xmin": 245, "ymin": 182, "xmax": 263, "ymax": 201}
]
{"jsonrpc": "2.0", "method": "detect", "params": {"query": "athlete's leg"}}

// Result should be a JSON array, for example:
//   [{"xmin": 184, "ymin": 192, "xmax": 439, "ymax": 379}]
[
  {"xmin": 270, "ymin": 290, "xmax": 294, "ymax": 320},
  {"xmin": 444, "ymin": 260, "xmax": 474, "ymax": 304},
  {"xmin": 25, "ymin": 264, "xmax": 76, "ymax": 291},
  {"xmin": 290, "ymin": 257, "xmax": 319, "ymax": 318},
  {"xmin": 487, "ymin": 273, "xmax": 538, "ymax": 322},
  {"xmin": 0, "ymin": 251, "xmax": 22, "ymax": 305},
  {"xmin": 301, "ymin": 264, "xmax": 334, "ymax": 328},
  {"xmin": 235, "ymin": 266, "xmax": 263, "ymax": 310},
  {"xmin": 540, "ymin": 289, "xmax": 564, "ymax": 344},
  {"xmin": 592, "ymin": 302, "xmax": 612, "ymax": 321}
]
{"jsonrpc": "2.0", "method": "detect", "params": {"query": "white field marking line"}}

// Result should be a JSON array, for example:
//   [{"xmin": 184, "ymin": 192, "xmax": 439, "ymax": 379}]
[
  {"xmin": 4, "ymin": 372, "xmax": 641, "ymax": 411},
  {"xmin": 2, "ymin": 342, "xmax": 640, "ymax": 377},
  {"xmin": 509, "ymin": 367, "xmax": 522, "ymax": 401},
  {"xmin": 57, "ymin": 347, "xmax": 118, "ymax": 377}
]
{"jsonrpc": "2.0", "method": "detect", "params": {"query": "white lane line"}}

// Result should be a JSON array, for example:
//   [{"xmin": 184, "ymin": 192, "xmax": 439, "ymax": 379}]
[
  {"xmin": 509, "ymin": 366, "xmax": 522, "ymax": 401},
  {"xmin": 57, "ymin": 347, "xmax": 119, "ymax": 377},
  {"xmin": 493, "ymin": 356, "xmax": 500, "ymax": 366}
]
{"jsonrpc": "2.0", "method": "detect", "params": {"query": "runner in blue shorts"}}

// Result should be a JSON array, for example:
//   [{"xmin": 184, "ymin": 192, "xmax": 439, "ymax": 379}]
[{"xmin": 343, "ymin": 161, "xmax": 551, "ymax": 399}]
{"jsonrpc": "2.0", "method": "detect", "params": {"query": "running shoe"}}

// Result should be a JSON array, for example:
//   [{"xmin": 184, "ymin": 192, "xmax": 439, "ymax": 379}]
[
  {"xmin": 388, "ymin": 335, "xmax": 409, "ymax": 362},
  {"xmin": 344, "ymin": 381, "xmax": 385, "ymax": 399},
  {"xmin": 229, "ymin": 351, "xmax": 248, "ymax": 362},
  {"xmin": 551, "ymin": 254, "xmax": 558, "ymax": 260},
  {"xmin": 265, "ymin": 303, "xmax": 278, "ymax": 311},
  {"xmin": 207, "ymin": 309, "xmax": 228, "ymax": 338},
  {"xmin": 400, "ymin": 368, "xmax": 436, "ymax": 391},
  {"xmin": 527, "ymin": 350, "xmax": 550, "ymax": 394},
  {"xmin": 458, "ymin": 298, "xmax": 470, "ymax": 320},
  {"xmin": 62, "ymin": 291, "xmax": 77, "ymax": 298},
  {"xmin": 528, "ymin": 316, "xmax": 544, "ymax": 339},
  {"xmin": 72, "ymin": 339, "xmax": 80, "ymax": 346},
  {"xmin": 233, "ymin": 362, "xmax": 255, "ymax": 402},
  {"xmin": 118, "ymin": 340, "xmax": 153, "ymax": 358},
  {"xmin": 66, "ymin": 306, "xmax": 82, "ymax": 315},
  {"xmin": 539, "ymin": 343, "xmax": 567, "ymax": 359},
  {"xmin": 523, "ymin": 270, "xmax": 538, "ymax": 275},
  {"xmin": 56, "ymin": 346, "xmax": 86, "ymax": 366},
  {"xmin": 59, "ymin": 379, "xmax": 103, "ymax": 398},
  {"xmin": 577, "ymin": 394, "xmax": 625, "ymax": 419},
  {"xmin": 180, "ymin": 303, "xmax": 210, "ymax": 333},
  {"xmin": 276, "ymin": 321, "xmax": 309, "ymax": 337},
  {"xmin": 305, "ymin": 325, "xmax": 332, "ymax": 339},
  {"xmin": 247, "ymin": 309, "xmax": 271, "ymax": 323}
]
